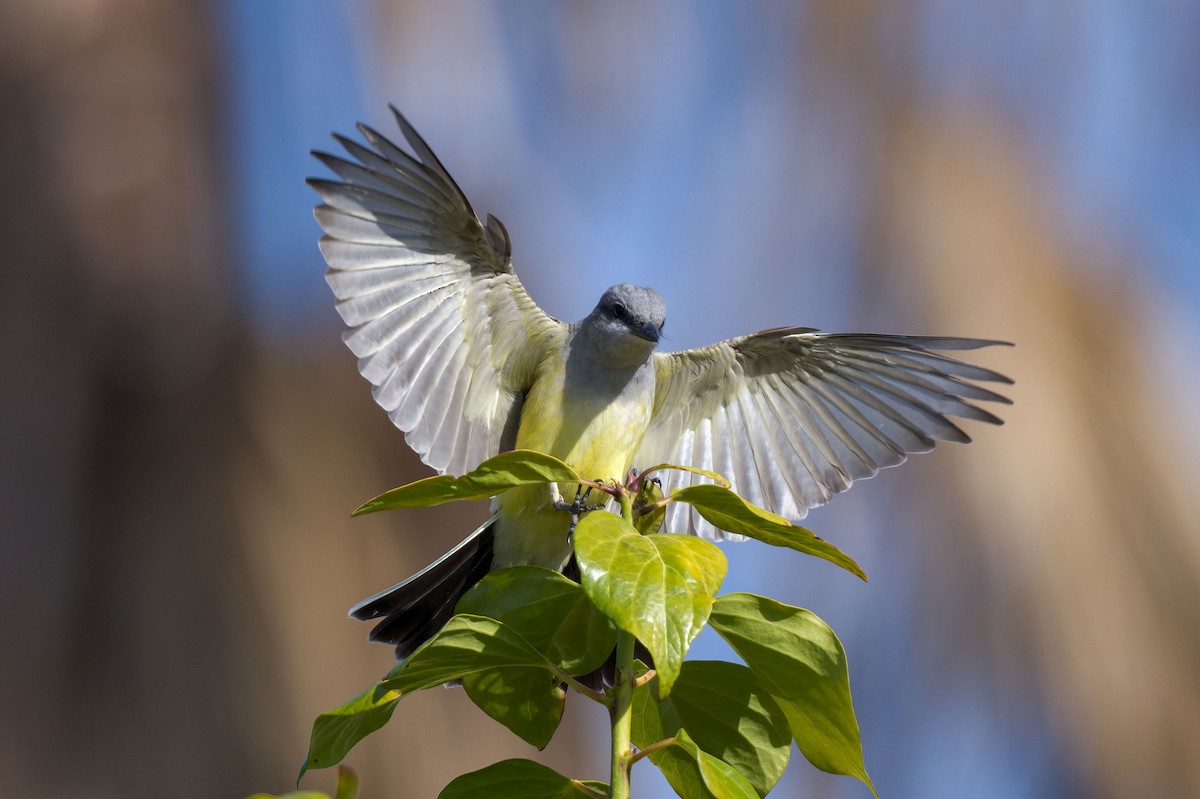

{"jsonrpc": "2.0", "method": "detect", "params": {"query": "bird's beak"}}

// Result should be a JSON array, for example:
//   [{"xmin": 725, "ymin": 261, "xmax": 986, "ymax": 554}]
[{"xmin": 635, "ymin": 322, "xmax": 662, "ymax": 343}]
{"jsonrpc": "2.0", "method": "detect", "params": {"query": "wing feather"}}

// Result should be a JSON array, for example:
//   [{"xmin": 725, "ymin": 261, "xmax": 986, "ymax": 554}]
[
  {"xmin": 341, "ymin": 277, "xmax": 460, "ymax": 355},
  {"xmin": 389, "ymin": 307, "xmax": 462, "ymax": 431},
  {"xmin": 827, "ymin": 368, "xmax": 964, "ymax": 444},
  {"xmin": 769, "ymin": 374, "xmax": 863, "ymax": 495},
  {"xmin": 743, "ymin": 387, "xmax": 797, "ymax": 515},
  {"xmin": 353, "ymin": 287, "xmax": 460, "ymax": 383},
  {"xmin": 640, "ymin": 330, "xmax": 1011, "ymax": 539},
  {"xmin": 310, "ymin": 110, "xmax": 564, "ymax": 475},
  {"xmin": 756, "ymin": 376, "xmax": 837, "ymax": 509}
]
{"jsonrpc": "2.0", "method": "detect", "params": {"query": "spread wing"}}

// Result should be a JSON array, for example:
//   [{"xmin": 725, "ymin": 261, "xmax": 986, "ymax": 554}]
[
  {"xmin": 637, "ymin": 329, "xmax": 1012, "ymax": 538},
  {"xmin": 309, "ymin": 107, "xmax": 565, "ymax": 476}
]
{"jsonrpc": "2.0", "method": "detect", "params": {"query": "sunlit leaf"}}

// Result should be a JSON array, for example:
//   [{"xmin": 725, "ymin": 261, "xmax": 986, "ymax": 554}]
[
  {"xmin": 670, "ymin": 484, "xmax": 866, "ymax": 580},
  {"xmin": 630, "ymin": 666, "xmax": 712, "ymax": 799},
  {"xmin": 299, "ymin": 687, "xmax": 399, "ymax": 780},
  {"xmin": 633, "ymin": 476, "xmax": 666, "ymax": 534},
  {"xmin": 438, "ymin": 759, "xmax": 607, "ymax": 799},
  {"xmin": 668, "ymin": 729, "xmax": 759, "ymax": 799},
  {"xmin": 456, "ymin": 566, "xmax": 616, "ymax": 675},
  {"xmin": 633, "ymin": 675, "xmax": 756, "ymax": 799},
  {"xmin": 709, "ymin": 593, "xmax": 877, "ymax": 797},
  {"xmin": 640, "ymin": 463, "xmax": 731, "ymax": 489},
  {"xmin": 305, "ymin": 615, "xmax": 572, "ymax": 776},
  {"xmin": 574, "ymin": 512, "xmax": 726, "ymax": 696},
  {"xmin": 452, "ymin": 567, "xmax": 617, "ymax": 748},
  {"xmin": 380, "ymin": 614, "xmax": 564, "ymax": 695},
  {"xmin": 632, "ymin": 661, "xmax": 790, "ymax": 798},
  {"xmin": 354, "ymin": 450, "xmax": 579, "ymax": 514}
]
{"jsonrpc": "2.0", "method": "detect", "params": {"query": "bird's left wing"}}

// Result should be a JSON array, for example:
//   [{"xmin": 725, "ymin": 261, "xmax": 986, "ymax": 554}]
[
  {"xmin": 636, "ymin": 329, "xmax": 1012, "ymax": 539},
  {"xmin": 309, "ymin": 107, "xmax": 565, "ymax": 476}
]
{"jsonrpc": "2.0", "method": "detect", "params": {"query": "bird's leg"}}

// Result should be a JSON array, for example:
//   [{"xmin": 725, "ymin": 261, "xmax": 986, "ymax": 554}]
[{"xmin": 555, "ymin": 481, "xmax": 610, "ymax": 543}]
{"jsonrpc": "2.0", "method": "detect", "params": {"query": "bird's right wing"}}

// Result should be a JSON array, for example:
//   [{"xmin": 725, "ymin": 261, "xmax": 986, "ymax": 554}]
[
  {"xmin": 309, "ymin": 107, "xmax": 564, "ymax": 476},
  {"xmin": 639, "ymin": 330, "xmax": 1012, "ymax": 538}
]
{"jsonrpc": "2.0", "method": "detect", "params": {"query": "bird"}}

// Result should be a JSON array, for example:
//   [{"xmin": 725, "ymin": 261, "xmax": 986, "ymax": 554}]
[{"xmin": 308, "ymin": 107, "xmax": 1011, "ymax": 659}]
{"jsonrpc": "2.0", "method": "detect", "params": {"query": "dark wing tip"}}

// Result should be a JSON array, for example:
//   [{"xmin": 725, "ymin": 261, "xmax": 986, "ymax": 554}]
[{"xmin": 485, "ymin": 213, "xmax": 512, "ymax": 259}]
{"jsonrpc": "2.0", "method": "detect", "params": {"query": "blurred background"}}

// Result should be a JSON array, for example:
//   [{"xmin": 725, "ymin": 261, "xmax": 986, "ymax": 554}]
[{"xmin": 2, "ymin": 2, "xmax": 1198, "ymax": 797}]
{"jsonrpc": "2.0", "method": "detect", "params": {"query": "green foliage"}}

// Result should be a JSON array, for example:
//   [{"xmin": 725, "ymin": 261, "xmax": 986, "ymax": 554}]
[
  {"xmin": 460, "ymin": 667, "xmax": 566, "ymax": 750},
  {"xmin": 300, "ymin": 688, "xmax": 399, "ymax": 780},
  {"xmin": 455, "ymin": 567, "xmax": 617, "ymax": 747},
  {"xmin": 709, "ymin": 594, "xmax": 877, "ymax": 798},
  {"xmin": 299, "ymin": 452, "xmax": 879, "ymax": 797},
  {"xmin": 632, "ymin": 661, "xmax": 790, "ymax": 798},
  {"xmin": 456, "ymin": 566, "xmax": 616, "ymax": 675},
  {"xmin": 251, "ymin": 766, "xmax": 358, "ymax": 799},
  {"xmin": 439, "ymin": 759, "xmax": 608, "ymax": 798},
  {"xmin": 663, "ymin": 729, "xmax": 761, "ymax": 799},
  {"xmin": 353, "ymin": 450, "xmax": 579, "ymax": 514},
  {"xmin": 669, "ymin": 484, "xmax": 866, "ymax": 580},
  {"xmin": 379, "ymin": 614, "xmax": 572, "ymax": 693},
  {"xmin": 573, "ymin": 512, "xmax": 726, "ymax": 697},
  {"xmin": 632, "ymin": 475, "xmax": 667, "ymax": 534}
]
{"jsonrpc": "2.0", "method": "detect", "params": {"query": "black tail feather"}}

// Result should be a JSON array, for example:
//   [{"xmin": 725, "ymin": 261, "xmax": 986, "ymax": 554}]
[{"xmin": 350, "ymin": 517, "xmax": 495, "ymax": 660}]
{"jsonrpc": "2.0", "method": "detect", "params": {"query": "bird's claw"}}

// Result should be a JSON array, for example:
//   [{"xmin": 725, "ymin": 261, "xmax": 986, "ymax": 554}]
[{"xmin": 555, "ymin": 482, "xmax": 608, "ymax": 542}]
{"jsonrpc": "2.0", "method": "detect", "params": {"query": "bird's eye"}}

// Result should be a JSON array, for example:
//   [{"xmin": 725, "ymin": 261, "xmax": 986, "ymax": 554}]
[{"xmin": 613, "ymin": 303, "xmax": 626, "ymax": 319}]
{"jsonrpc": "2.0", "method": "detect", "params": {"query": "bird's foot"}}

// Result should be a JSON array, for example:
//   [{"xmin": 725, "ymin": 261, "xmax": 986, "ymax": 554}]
[
  {"xmin": 556, "ymin": 482, "xmax": 608, "ymax": 541},
  {"xmin": 552, "ymin": 482, "xmax": 608, "ymax": 514}
]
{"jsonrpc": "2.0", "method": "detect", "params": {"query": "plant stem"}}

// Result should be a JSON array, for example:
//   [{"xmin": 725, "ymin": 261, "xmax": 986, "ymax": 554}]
[
  {"xmin": 551, "ymin": 666, "xmax": 610, "ymax": 707},
  {"xmin": 609, "ymin": 629, "xmax": 635, "ymax": 799},
  {"xmin": 631, "ymin": 668, "xmax": 657, "ymax": 689},
  {"xmin": 618, "ymin": 491, "xmax": 634, "ymax": 523},
  {"xmin": 608, "ymin": 492, "xmax": 638, "ymax": 799},
  {"xmin": 628, "ymin": 735, "xmax": 677, "ymax": 766}
]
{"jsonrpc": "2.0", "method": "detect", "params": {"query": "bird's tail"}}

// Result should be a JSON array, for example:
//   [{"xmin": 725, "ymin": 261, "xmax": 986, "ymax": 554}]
[{"xmin": 349, "ymin": 516, "xmax": 496, "ymax": 660}]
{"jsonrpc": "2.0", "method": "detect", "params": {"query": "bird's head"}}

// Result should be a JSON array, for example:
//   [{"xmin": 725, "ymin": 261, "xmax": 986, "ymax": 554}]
[{"xmin": 589, "ymin": 283, "xmax": 666, "ymax": 345}]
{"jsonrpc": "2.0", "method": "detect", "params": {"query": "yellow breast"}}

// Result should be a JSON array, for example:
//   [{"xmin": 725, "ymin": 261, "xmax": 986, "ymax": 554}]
[
  {"xmin": 514, "ymin": 352, "xmax": 653, "ymax": 480},
  {"xmin": 491, "ymin": 350, "xmax": 655, "ymax": 569}
]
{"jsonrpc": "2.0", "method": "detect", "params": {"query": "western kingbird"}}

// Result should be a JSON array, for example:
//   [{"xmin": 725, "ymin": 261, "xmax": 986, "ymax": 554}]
[{"xmin": 309, "ymin": 107, "xmax": 1011, "ymax": 658}]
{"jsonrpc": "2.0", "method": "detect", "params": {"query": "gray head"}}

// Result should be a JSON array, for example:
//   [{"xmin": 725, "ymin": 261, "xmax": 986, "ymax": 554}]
[{"xmin": 587, "ymin": 283, "xmax": 667, "ymax": 345}]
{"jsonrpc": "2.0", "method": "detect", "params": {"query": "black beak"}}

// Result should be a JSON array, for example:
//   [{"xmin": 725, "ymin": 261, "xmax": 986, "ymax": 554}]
[{"xmin": 635, "ymin": 321, "xmax": 661, "ymax": 343}]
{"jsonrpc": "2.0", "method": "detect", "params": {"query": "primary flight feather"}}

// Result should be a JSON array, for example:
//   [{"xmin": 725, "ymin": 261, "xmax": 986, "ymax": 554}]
[{"xmin": 310, "ymin": 107, "xmax": 1011, "ymax": 657}]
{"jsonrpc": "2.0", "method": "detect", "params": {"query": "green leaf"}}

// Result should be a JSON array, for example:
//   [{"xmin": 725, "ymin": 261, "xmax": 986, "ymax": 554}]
[
  {"xmin": 632, "ymin": 661, "xmax": 790, "ymax": 798},
  {"xmin": 461, "ymin": 668, "xmax": 565, "ymax": 750},
  {"xmin": 354, "ymin": 450, "xmax": 579, "ymax": 514},
  {"xmin": 635, "ymin": 679, "xmax": 758, "ymax": 799},
  {"xmin": 380, "ymin": 614, "xmax": 565, "ymax": 695},
  {"xmin": 631, "ymin": 666, "xmax": 714, "ymax": 799},
  {"xmin": 631, "ymin": 661, "xmax": 673, "ymax": 743},
  {"xmin": 438, "ymin": 759, "xmax": 607, "ymax": 799},
  {"xmin": 668, "ymin": 729, "xmax": 760, "ymax": 799},
  {"xmin": 670, "ymin": 484, "xmax": 866, "ymax": 580},
  {"xmin": 332, "ymin": 766, "xmax": 359, "ymax": 799},
  {"xmin": 633, "ymin": 476, "xmax": 667, "ymax": 534},
  {"xmin": 305, "ymin": 615, "xmax": 571, "ymax": 776},
  {"xmin": 709, "ymin": 593, "xmax": 877, "ymax": 797},
  {"xmin": 574, "ymin": 512, "xmax": 726, "ymax": 696},
  {"xmin": 640, "ymin": 463, "xmax": 731, "ymax": 489},
  {"xmin": 299, "ymin": 687, "xmax": 399, "ymax": 780},
  {"xmin": 252, "ymin": 766, "xmax": 357, "ymax": 799},
  {"xmin": 453, "ymin": 567, "xmax": 617, "ymax": 748},
  {"xmin": 456, "ymin": 566, "xmax": 616, "ymax": 675}
]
